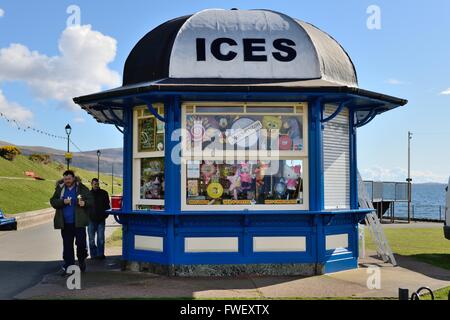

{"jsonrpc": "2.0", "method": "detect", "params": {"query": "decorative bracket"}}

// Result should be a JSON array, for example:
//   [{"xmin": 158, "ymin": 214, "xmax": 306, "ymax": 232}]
[
  {"xmin": 146, "ymin": 103, "xmax": 166, "ymax": 122},
  {"xmin": 355, "ymin": 109, "xmax": 377, "ymax": 128},
  {"xmin": 321, "ymin": 99, "xmax": 352, "ymax": 123},
  {"xmin": 114, "ymin": 124, "xmax": 124, "ymax": 134},
  {"xmin": 97, "ymin": 104, "xmax": 125, "ymax": 130},
  {"xmin": 108, "ymin": 106, "xmax": 125, "ymax": 127}
]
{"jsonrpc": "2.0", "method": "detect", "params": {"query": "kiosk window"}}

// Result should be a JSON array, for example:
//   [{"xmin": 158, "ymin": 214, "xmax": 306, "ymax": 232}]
[
  {"xmin": 133, "ymin": 105, "xmax": 165, "ymax": 210},
  {"xmin": 185, "ymin": 159, "xmax": 304, "ymax": 206},
  {"xmin": 181, "ymin": 102, "xmax": 309, "ymax": 211}
]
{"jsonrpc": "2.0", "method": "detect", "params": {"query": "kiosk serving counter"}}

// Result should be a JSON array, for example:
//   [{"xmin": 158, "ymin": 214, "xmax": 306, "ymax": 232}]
[{"xmin": 74, "ymin": 8, "xmax": 407, "ymax": 276}]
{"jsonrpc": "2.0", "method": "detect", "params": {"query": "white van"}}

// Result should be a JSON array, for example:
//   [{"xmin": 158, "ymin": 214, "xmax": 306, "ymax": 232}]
[{"xmin": 445, "ymin": 177, "xmax": 450, "ymax": 240}]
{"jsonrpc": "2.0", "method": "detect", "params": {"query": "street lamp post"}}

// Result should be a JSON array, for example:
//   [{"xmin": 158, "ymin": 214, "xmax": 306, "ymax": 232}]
[
  {"xmin": 407, "ymin": 131, "xmax": 413, "ymax": 223},
  {"xmin": 97, "ymin": 150, "xmax": 101, "ymax": 180},
  {"xmin": 111, "ymin": 162, "xmax": 114, "ymax": 195},
  {"xmin": 65, "ymin": 124, "xmax": 72, "ymax": 170}
]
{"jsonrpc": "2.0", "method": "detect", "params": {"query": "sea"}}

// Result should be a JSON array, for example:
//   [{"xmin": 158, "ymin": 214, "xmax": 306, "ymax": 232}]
[{"xmin": 366, "ymin": 183, "xmax": 448, "ymax": 221}]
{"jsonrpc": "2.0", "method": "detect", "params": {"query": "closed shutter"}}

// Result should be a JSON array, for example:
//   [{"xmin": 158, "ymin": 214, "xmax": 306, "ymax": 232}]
[{"xmin": 323, "ymin": 105, "xmax": 350, "ymax": 209}]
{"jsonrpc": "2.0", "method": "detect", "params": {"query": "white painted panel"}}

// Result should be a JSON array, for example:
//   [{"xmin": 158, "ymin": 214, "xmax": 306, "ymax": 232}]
[
  {"xmin": 323, "ymin": 105, "xmax": 350, "ymax": 209},
  {"xmin": 326, "ymin": 234, "xmax": 349, "ymax": 250},
  {"xmin": 253, "ymin": 236, "xmax": 306, "ymax": 252},
  {"xmin": 134, "ymin": 235, "xmax": 164, "ymax": 252},
  {"xmin": 185, "ymin": 237, "xmax": 239, "ymax": 253}
]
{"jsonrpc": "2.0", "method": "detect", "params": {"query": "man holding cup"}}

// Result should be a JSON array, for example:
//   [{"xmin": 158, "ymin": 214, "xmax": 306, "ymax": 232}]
[{"xmin": 50, "ymin": 170, "xmax": 93, "ymax": 275}]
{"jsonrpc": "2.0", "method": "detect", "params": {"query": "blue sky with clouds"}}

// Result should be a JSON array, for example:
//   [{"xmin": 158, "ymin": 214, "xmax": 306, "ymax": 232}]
[{"xmin": 0, "ymin": 0, "xmax": 449, "ymax": 183}]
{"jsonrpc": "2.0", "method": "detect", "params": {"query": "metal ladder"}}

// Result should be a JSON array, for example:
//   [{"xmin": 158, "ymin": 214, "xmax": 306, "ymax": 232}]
[{"xmin": 358, "ymin": 172, "xmax": 397, "ymax": 266}]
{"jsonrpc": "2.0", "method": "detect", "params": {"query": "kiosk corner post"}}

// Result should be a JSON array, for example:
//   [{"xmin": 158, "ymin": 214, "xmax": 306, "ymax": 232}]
[
  {"xmin": 164, "ymin": 96, "xmax": 181, "ymax": 266},
  {"xmin": 308, "ymin": 98, "xmax": 325, "ymax": 212},
  {"xmin": 122, "ymin": 105, "xmax": 133, "ymax": 213},
  {"xmin": 309, "ymin": 98, "xmax": 325, "ymax": 267},
  {"xmin": 349, "ymin": 108, "xmax": 358, "ymax": 210}
]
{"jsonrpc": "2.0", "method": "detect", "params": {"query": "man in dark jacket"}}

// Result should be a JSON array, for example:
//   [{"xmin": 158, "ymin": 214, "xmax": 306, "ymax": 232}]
[
  {"xmin": 50, "ymin": 170, "xmax": 93, "ymax": 275},
  {"xmin": 88, "ymin": 178, "xmax": 110, "ymax": 260}
]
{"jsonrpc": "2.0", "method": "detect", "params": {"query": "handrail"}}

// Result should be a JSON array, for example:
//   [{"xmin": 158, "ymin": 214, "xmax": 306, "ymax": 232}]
[{"xmin": 411, "ymin": 287, "xmax": 434, "ymax": 300}]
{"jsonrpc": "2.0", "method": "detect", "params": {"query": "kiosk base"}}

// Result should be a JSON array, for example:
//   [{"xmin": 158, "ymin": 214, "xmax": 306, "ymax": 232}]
[{"xmin": 123, "ymin": 261, "xmax": 321, "ymax": 277}]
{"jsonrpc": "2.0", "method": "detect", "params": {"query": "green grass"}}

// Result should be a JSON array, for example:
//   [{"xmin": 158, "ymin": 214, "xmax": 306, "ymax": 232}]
[
  {"xmin": 106, "ymin": 228, "xmax": 123, "ymax": 247},
  {"xmin": 365, "ymin": 227, "xmax": 450, "ymax": 270},
  {"xmin": 421, "ymin": 286, "xmax": 450, "ymax": 300},
  {"xmin": 0, "ymin": 155, "xmax": 122, "ymax": 214}
]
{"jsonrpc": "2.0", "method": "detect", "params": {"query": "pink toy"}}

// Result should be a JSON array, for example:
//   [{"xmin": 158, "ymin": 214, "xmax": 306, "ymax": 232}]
[
  {"xmin": 239, "ymin": 163, "xmax": 252, "ymax": 190},
  {"xmin": 284, "ymin": 164, "xmax": 301, "ymax": 199},
  {"xmin": 227, "ymin": 170, "xmax": 240, "ymax": 200}
]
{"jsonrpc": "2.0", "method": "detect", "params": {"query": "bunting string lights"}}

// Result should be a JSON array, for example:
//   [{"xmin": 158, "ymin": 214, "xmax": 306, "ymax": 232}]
[{"xmin": 0, "ymin": 111, "xmax": 83, "ymax": 152}]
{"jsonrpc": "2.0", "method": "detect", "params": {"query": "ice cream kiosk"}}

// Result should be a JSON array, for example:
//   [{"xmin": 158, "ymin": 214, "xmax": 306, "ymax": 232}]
[{"xmin": 74, "ymin": 9, "xmax": 407, "ymax": 276}]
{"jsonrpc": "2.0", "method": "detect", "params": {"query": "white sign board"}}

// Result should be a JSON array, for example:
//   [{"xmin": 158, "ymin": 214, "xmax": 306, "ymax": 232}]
[{"xmin": 169, "ymin": 9, "xmax": 321, "ymax": 79}]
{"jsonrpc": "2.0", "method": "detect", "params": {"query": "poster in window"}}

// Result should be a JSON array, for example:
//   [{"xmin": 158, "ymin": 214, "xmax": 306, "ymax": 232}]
[
  {"xmin": 140, "ymin": 158, "xmax": 164, "ymax": 200},
  {"xmin": 138, "ymin": 118, "xmax": 156, "ymax": 152}
]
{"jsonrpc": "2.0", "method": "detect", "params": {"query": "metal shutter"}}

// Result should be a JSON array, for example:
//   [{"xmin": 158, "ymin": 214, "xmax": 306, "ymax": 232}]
[{"xmin": 323, "ymin": 105, "xmax": 350, "ymax": 209}]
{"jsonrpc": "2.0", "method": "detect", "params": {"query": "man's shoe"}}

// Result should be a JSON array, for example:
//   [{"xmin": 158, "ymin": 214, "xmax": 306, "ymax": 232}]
[
  {"xmin": 60, "ymin": 267, "xmax": 69, "ymax": 277},
  {"xmin": 79, "ymin": 260, "xmax": 86, "ymax": 272}
]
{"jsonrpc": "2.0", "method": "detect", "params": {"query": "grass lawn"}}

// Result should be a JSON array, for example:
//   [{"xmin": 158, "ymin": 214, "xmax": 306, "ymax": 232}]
[
  {"xmin": 0, "ymin": 155, "xmax": 123, "ymax": 214},
  {"xmin": 421, "ymin": 286, "xmax": 450, "ymax": 300},
  {"xmin": 365, "ymin": 227, "xmax": 450, "ymax": 270},
  {"xmin": 106, "ymin": 228, "xmax": 123, "ymax": 247},
  {"xmin": 0, "ymin": 179, "xmax": 56, "ymax": 213}
]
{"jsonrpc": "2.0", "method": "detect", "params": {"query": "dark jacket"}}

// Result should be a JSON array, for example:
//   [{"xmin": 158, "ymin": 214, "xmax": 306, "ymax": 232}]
[
  {"xmin": 50, "ymin": 177, "xmax": 93, "ymax": 229},
  {"xmin": 89, "ymin": 188, "xmax": 111, "ymax": 222}
]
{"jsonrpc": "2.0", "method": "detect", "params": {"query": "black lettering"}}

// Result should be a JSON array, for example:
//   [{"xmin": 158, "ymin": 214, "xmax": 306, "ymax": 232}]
[
  {"xmin": 243, "ymin": 38, "xmax": 267, "ymax": 61},
  {"xmin": 211, "ymin": 38, "xmax": 237, "ymax": 61},
  {"xmin": 196, "ymin": 38, "xmax": 206, "ymax": 61},
  {"xmin": 272, "ymin": 38, "xmax": 297, "ymax": 62}
]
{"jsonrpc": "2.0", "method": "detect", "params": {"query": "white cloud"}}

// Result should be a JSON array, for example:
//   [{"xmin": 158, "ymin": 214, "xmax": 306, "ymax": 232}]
[
  {"xmin": 0, "ymin": 89, "xmax": 33, "ymax": 123},
  {"xmin": 386, "ymin": 78, "xmax": 409, "ymax": 85},
  {"xmin": 0, "ymin": 25, "xmax": 120, "ymax": 110},
  {"xmin": 74, "ymin": 116, "xmax": 85, "ymax": 123},
  {"xmin": 440, "ymin": 88, "xmax": 450, "ymax": 95},
  {"xmin": 361, "ymin": 166, "xmax": 447, "ymax": 183},
  {"xmin": 0, "ymin": 8, "xmax": 4, "ymax": 17}
]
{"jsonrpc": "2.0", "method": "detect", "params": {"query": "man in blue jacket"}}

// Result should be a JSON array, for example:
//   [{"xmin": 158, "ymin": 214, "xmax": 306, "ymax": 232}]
[{"xmin": 50, "ymin": 170, "xmax": 93, "ymax": 275}]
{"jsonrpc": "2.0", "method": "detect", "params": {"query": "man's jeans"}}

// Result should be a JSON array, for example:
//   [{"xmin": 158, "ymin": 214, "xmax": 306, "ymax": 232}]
[
  {"xmin": 88, "ymin": 221, "xmax": 105, "ymax": 258},
  {"xmin": 61, "ymin": 224, "xmax": 88, "ymax": 269}
]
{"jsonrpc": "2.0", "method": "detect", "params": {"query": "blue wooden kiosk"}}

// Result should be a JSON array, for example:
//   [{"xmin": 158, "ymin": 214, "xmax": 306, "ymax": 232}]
[{"xmin": 74, "ymin": 9, "xmax": 407, "ymax": 276}]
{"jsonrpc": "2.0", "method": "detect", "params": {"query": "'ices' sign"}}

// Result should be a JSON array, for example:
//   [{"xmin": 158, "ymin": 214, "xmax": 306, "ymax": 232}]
[
  {"xmin": 169, "ymin": 10, "xmax": 321, "ymax": 79},
  {"xmin": 195, "ymin": 38, "xmax": 297, "ymax": 62}
]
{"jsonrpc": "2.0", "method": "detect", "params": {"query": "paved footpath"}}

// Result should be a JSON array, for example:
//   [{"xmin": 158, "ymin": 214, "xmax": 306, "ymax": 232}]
[
  {"xmin": 0, "ymin": 216, "xmax": 119, "ymax": 299},
  {"xmin": 13, "ymin": 252, "xmax": 450, "ymax": 300},
  {"xmin": 4, "ymin": 220, "xmax": 450, "ymax": 300}
]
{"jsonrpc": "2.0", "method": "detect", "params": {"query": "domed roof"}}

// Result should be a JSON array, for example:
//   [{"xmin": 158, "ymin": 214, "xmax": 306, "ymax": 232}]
[{"xmin": 123, "ymin": 9, "xmax": 358, "ymax": 87}]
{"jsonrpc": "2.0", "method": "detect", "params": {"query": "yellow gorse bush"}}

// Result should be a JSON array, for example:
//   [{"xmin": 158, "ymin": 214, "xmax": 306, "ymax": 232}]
[{"xmin": 0, "ymin": 145, "xmax": 21, "ymax": 161}]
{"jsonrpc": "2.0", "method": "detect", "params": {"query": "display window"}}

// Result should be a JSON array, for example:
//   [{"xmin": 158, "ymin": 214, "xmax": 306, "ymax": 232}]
[
  {"xmin": 133, "ymin": 105, "xmax": 165, "ymax": 210},
  {"xmin": 182, "ymin": 103, "xmax": 306, "ymax": 158},
  {"xmin": 181, "ymin": 102, "xmax": 309, "ymax": 211},
  {"xmin": 185, "ymin": 159, "xmax": 304, "ymax": 206}
]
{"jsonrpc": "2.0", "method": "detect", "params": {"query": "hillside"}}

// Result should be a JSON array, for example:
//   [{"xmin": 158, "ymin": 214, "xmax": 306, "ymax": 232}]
[
  {"xmin": 0, "ymin": 140, "xmax": 123, "ymax": 176},
  {"xmin": 0, "ymin": 154, "xmax": 123, "ymax": 214}
]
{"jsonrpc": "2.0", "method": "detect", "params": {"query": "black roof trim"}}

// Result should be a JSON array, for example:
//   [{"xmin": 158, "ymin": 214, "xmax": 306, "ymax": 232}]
[{"xmin": 73, "ymin": 80, "xmax": 407, "ymax": 107}]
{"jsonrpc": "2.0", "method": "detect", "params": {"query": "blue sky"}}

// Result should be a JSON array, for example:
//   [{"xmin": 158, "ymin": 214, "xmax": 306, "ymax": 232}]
[{"xmin": 0, "ymin": 0, "xmax": 449, "ymax": 183}]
